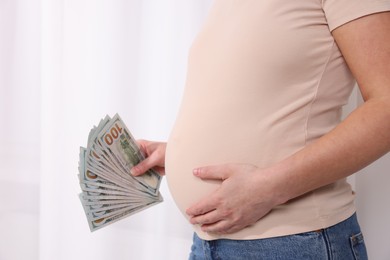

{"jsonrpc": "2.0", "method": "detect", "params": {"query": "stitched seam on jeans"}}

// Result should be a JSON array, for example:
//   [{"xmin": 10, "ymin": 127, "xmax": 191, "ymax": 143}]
[
  {"xmin": 349, "ymin": 236, "xmax": 359, "ymax": 260},
  {"xmin": 323, "ymin": 228, "xmax": 334, "ymax": 260},
  {"xmin": 350, "ymin": 232, "xmax": 365, "ymax": 260}
]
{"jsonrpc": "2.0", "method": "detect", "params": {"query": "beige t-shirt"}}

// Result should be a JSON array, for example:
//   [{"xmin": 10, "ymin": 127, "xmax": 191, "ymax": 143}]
[{"xmin": 166, "ymin": 0, "xmax": 390, "ymax": 240}]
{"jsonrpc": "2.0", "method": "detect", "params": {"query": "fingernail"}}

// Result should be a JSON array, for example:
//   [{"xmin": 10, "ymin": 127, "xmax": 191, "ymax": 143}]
[
  {"xmin": 193, "ymin": 168, "xmax": 200, "ymax": 176},
  {"xmin": 130, "ymin": 167, "xmax": 138, "ymax": 175}
]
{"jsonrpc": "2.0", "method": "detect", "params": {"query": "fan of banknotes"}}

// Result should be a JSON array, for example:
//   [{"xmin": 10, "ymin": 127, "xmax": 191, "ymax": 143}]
[{"xmin": 78, "ymin": 113, "xmax": 163, "ymax": 232}]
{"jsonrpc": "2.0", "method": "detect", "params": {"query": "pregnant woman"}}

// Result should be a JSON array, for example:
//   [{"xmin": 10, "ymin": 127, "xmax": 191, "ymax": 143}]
[{"xmin": 130, "ymin": 1, "xmax": 390, "ymax": 259}]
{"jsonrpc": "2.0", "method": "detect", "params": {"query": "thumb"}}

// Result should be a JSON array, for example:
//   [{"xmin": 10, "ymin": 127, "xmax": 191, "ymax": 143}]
[{"xmin": 130, "ymin": 156, "xmax": 156, "ymax": 176}]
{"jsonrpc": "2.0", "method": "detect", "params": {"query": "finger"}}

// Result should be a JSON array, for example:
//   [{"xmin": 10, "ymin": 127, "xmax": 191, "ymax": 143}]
[
  {"xmin": 200, "ymin": 219, "xmax": 233, "ymax": 234},
  {"xmin": 136, "ymin": 139, "xmax": 149, "ymax": 154},
  {"xmin": 186, "ymin": 195, "xmax": 219, "ymax": 216},
  {"xmin": 193, "ymin": 164, "xmax": 233, "ymax": 181},
  {"xmin": 189, "ymin": 209, "xmax": 221, "ymax": 225}
]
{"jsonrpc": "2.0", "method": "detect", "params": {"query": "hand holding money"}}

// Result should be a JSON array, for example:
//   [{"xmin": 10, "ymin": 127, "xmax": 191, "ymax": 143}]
[
  {"xmin": 78, "ymin": 114, "xmax": 163, "ymax": 232},
  {"xmin": 130, "ymin": 140, "xmax": 167, "ymax": 176}
]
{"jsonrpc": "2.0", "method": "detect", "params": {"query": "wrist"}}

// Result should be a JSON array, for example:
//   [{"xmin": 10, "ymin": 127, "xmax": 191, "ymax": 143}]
[{"xmin": 259, "ymin": 161, "xmax": 297, "ymax": 207}]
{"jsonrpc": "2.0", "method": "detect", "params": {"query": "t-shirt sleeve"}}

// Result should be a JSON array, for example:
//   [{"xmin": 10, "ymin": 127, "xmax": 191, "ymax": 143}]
[{"xmin": 322, "ymin": 0, "xmax": 390, "ymax": 31}]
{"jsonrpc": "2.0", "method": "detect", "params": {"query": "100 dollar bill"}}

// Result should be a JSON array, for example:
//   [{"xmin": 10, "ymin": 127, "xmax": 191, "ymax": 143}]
[{"xmin": 98, "ymin": 114, "xmax": 162, "ymax": 195}]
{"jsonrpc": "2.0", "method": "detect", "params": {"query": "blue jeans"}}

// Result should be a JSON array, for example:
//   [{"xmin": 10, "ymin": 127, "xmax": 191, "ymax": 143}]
[{"xmin": 189, "ymin": 213, "xmax": 368, "ymax": 260}]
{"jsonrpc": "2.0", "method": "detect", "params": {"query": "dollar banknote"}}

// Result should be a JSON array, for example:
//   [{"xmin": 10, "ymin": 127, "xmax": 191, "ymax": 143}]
[{"xmin": 78, "ymin": 114, "xmax": 163, "ymax": 232}]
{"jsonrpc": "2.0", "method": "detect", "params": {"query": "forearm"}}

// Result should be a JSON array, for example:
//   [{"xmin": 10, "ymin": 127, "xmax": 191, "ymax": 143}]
[{"xmin": 271, "ymin": 97, "xmax": 390, "ymax": 205}]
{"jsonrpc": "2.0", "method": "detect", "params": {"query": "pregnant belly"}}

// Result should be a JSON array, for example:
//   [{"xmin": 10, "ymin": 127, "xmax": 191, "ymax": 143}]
[
  {"xmin": 165, "ymin": 138, "xmax": 222, "ymax": 219},
  {"xmin": 164, "ymin": 116, "xmax": 275, "ymax": 218}
]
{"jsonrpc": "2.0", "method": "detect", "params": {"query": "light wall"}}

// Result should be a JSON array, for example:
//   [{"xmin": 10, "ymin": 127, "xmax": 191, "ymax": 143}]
[
  {"xmin": 344, "ymin": 88, "xmax": 390, "ymax": 260},
  {"xmin": 355, "ymin": 95, "xmax": 390, "ymax": 260}
]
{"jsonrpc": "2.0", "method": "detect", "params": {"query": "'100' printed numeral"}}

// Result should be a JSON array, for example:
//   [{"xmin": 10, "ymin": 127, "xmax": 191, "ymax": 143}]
[{"xmin": 104, "ymin": 123, "xmax": 123, "ymax": 145}]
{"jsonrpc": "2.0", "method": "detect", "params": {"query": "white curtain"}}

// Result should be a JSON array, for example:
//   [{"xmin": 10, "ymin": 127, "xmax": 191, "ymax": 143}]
[
  {"xmin": 0, "ymin": 1, "xmax": 41, "ymax": 259},
  {"xmin": 1, "ymin": 1, "xmax": 390, "ymax": 259},
  {"xmin": 1, "ymin": 0, "xmax": 212, "ymax": 259}
]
